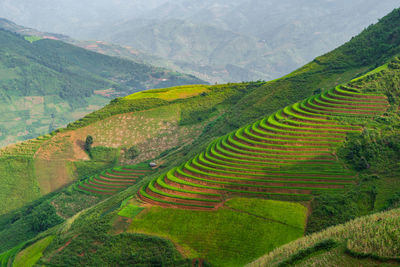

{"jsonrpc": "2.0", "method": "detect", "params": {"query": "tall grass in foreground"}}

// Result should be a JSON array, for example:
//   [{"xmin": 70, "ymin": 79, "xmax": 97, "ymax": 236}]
[{"xmin": 247, "ymin": 208, "xmax": 400, "ymax": 266}]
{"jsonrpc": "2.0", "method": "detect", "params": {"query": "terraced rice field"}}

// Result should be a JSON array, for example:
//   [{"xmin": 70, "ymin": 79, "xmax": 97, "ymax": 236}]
[
  {"xmin": 76, "ymin": 166, "xmax": 153, "ymax": 195},
  {"xmin": 137, "ymin": 85, "xmax": 389, "ymax": 210},
  {"xmin": 0, "ymin": 134, "xmax": 52, "ymax": 157}
]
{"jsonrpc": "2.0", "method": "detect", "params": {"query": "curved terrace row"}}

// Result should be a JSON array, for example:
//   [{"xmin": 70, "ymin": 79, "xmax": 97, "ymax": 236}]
[
  {"xmin": 137, "ymin": 85, "xmax": 389, "ymax": 210},
  {"xmin": 76, "ymin": 166, "xmax": 152, "ymax": 195}
]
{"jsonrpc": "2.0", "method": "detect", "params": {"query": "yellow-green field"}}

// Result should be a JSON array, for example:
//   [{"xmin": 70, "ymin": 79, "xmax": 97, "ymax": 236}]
[
  {"xmin": 13, "ymin": 236, "xmax": 55, "ymax": 267},
  {"xmin": 124, "ymin": 85, "xmax": 210, "ymax": 101},
  {"xmin": 248, "ymin": 208, "xmax": 400, "ymax": 267},
  {"xmin": 128, "ymin": 198, "xmax": 307, "ymax": 266}
]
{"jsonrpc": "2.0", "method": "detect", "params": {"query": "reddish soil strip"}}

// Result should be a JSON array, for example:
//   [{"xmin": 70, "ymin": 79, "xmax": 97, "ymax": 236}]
[
  {"xmin": 242, "ymin": 131, "xmax": 342, "ymax": 146},
  {"xmin": 319, "ymin": 98, "xmax": 389, "ymax": 108},
  {"xmin": 119, "ymin": 168, "xmax": 152, "ymax": 175},
  {"xmin": 248, "ymin": 128, "xmax": 342, "ymax": 143},
  {"xmin": 281, "ymin": 110, "xmax": 334, "ymax": 124},
  {"xmin": 92, "ymin": 178, "xmax": 136, "ymax": 186},
  {"xmin": 332, "ymin": 88, "xmax": 387, "ymax": 99},
  {"xmin": 262, "ymin": 119, "xmax": 352, "ymax": 134},
  {"xmin": 176, "ymin": 170, "xmax": 315, "ymax": 195},
  {"xmin": 47, "ymin": 234, "xmax": 79, "ymax": 261},
  {"xmin": 89, "ymin": 179, "xmax": 129, "ymax": 188},
  {"xmin": 206, "ymin": 151, "xmax": 334, "ymax": 167},
  {"xmin": 212, "ymin": 148, "xmax": 335, "ymax": 163},
  {"xmin": 185, "ymin": 163, "xmax": 354, "ymax": 180},
  {"xmin": 104, "ymin": 172, "xmax": 140, "ymax": 178},
  {"xmin": 146, "ymin": 187, "xmax": 218, "ymax": 206},
  {"xmin": 311, "ymin": 100, "xmax": 386, "ymax": 111},
  {"xmin": 303, "ymin": 102, "xmax": 378, "ymax": 115},
  {"xmin": 221, "ymin": 140, "xmax": 333, "ymax": 157},
  {"xmin": 137, "ymin": 191, "xmax": 217, "ymax": 211},
  {"xmin": 56, "ymin": 240, "xmax": 72, "ymax": 253},
  {"xmin": 178, "ymin": 168, "xmax": 349, "ymax": 189},
  {"xmin": 78, "ymin": 185, "xmax": 114, "ymax": 195},
  {"xmin": 154, "ymin": 179, "xmax": 222, "ymax": 200},
  {"xmin": 229, "ymin": 137, "xmax": 332, "ymax": 152},
  {"xmin": 279, "ymin": 112, "xmax": 360, "ymax": 130},
  {"xmin": 326, "ymin": 92, "xmax": 388, "ymax": 103},
  {"xmin": 80, "ymin": 184, "xmax": 116, "ymax": 192},
  {"xmin": 165, "ymin": 174, "xmax": 222, "ymax": 195},
  {"xmin": 99, "ymin": 175, "xmax": 137, "ymax": 182},
  {"xmin": 290, "ymin": 107, "xmax": 330, "ymax": 119},
  {"xmin": 216, "ymin": 150, "xmax": 335, "ymax": 162},
  {"xmin": 255, "ymin": 125, "xmax": 347, "ymax": 139}
]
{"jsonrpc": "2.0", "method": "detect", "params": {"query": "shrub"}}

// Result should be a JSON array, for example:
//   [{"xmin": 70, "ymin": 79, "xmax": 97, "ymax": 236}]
[
  {"xmin": 124, "ymin": 146, "xmax": 140, "ymax": 160},
  {"xmin": 90, "ymin": 146, "xmax": 119, "ymax": 162},
  {"xmin": 84, "ymin": 135, "xmax": 93, "ymax": 153}
]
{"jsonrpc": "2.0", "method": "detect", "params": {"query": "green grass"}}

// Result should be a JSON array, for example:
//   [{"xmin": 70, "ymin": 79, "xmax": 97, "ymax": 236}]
[
  {"xmin": 138, "ymin": 68, "xmax": 385, "ymax": 212},
  {"xmin": 76, "ymin": 163, "xmax": 153, "ymax": 196},
  {"xmin": 24, "ymin": 35, "xmax": 42, "ymax": 43},
  {"xmin": 374, "ymin": 176, "xmax": 400, "ymax": 211},
  {"xmin": 0, "ymin": 243, "xmax": 25, "ymax": 267},
  {"xmin": 13, "ymin": 236, "xmax": 55, "ymax": 267},
  {"xmin": 89, "ymin": 146, "xmax": 119, "ymax": 162},
  {"xmin": 124, "ymin": 84, "xmax": 209, "ymax": 101},
  {"xmin": 0, "ymin": 156, "xmax": 40, "ymax": 215},
  {"xmin": 118, "ymin": 205, "xmax": 144, "ymax": 218},
  {"xmin": 248, "ymin": 208, "xmax": 400, "ymax": 267},
  {"xmin": 129, "ymin": 197, "xmax": 307, "ymax": 267}
]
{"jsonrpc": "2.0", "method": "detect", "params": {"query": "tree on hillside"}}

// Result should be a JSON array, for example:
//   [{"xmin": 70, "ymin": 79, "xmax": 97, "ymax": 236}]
[{"xmin": 84, "ymin": 135, "xmax": 93, "ymax": 153}]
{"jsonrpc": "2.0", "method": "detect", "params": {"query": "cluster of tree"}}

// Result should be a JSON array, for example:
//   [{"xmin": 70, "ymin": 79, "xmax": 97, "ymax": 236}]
[{"xmin": 339, "ymin": 130, "xmax": 400, "ymax": 171}]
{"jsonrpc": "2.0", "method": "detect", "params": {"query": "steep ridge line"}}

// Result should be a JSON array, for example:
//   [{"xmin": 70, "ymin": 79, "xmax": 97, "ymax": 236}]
[{"xmin": 137, "ymin": 85, "xmax": 388, "ymax": 210}]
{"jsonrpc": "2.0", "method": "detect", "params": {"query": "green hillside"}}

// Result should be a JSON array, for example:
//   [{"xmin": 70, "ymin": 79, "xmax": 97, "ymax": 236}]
[
  {"xmin": 1, "ymin": 8, "xmax": 400, "ymax": 267},
  {"xmin": 2, "ymin": 58, "xmax": 398, "ymax": 267},
  {"xmin": 248, "ymin": 208, "xmax": 400, "ymax": 266},
  {"xmin": 0, "ymin": 82, "xmax": 252, "ymax": 219},
  {"xmin": 0, "ymin": 28, "xmax": 204, "ymax": 147}
]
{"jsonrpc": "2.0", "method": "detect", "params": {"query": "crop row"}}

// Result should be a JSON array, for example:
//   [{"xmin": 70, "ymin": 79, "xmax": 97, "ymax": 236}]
[{"xmin": 137, "ymin": 85, "xmax": 388, "ymax": 209}]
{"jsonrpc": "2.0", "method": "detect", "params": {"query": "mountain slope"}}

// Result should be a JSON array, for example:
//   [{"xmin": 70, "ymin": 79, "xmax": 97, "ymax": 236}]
[
  {"xmin": 1, "ymin": 1, "xmax": 398, "ymax": 83},
  {"xmin": 0, "ymin": 83, "xmax": 252, "ymax": 217},
  {"xmin": 0, "ymin": 28, "xmax": 204, "ymax": 146},
  {"xmin": 3, "ymin": 58, "xmax": 400, "ymax": 267},
  {"xmin": 2, "ymin": 8, "xmax": 400, "ymax": 267},
  {"xmin": 137, "ymin": 82, "xmax": 387, "ymax": 209},
  {"xmin": 86, "ymin": 1, "xmax": 400, "ymax": 83},
  {"xmin": 247, "ymin": 207, "xmax": 400, "ymax": 266}
]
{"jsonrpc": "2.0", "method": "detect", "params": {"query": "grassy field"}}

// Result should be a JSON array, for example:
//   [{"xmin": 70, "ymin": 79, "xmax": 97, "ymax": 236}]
[
  {"xmin": 0, "ymin": 156, "xmax": 40, "ymax": 215},
  {"xmin": 248, "ymin": 208, "xmax": 400, "ymax": 267},
  {"xmin": 0, "ymin": 82, "xmax": 245, "ymax": 217},
  {"xmin": 124, "ymin": 85, "xmax": 210, "ymax": 101},
  {"xmin": 129, "ymin": 198, "xmax": 307, "ymax": 266},
  {"xmin": 13, "ymin": 235, "xmax": 55, "ymax": 267},
  {"xmin": 118, "ymin": 204, "xmax": 144, "ymax": 218}
]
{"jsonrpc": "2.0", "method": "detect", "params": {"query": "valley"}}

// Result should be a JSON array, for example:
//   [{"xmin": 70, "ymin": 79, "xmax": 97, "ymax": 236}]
[{"xmin": 0, "ymin": 4, "xmax": 400, "ymax": 267}]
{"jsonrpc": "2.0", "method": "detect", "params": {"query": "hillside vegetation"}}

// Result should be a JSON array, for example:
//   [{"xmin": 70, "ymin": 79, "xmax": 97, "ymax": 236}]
[
  {"xmin": 4, "ymin": 60, "xmax": 400, "ymax": 267},
  {"xmin": 2, "ymin": 8, "xmax": 400, "ymax": 267},
  {"xmin": 129, "ymin": 59, "xmax": 400, "ymax": 265},
  {"xmin": 2, "ymin": 0, "xmax": 397, "ymax": 83},
  {"xmin": 248, "ymin": 208, "xmax": 400, "ymax": 267},
  {"xmin": 138, "ymin": 72, "xmax": 390, "ymax": 209},
  {"xmin": 0, "ymin": 82, "xmax": 251, "ymax": 215},
  {"xmin": 0, "ymin": 28, "xmax": 203, "ymax": 146}
]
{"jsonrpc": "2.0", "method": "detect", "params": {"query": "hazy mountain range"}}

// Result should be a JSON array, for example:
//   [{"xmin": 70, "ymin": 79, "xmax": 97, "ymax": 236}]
[{"xmin": 0, "ymin": 0, "xmax": 399, "ymax": 82}]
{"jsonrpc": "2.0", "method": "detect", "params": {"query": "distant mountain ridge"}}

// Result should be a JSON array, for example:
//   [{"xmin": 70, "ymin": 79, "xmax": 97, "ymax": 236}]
[
  {"xmin": 0, "ymin": 26, "xmax": 204, "ymax": 146},
  {"xmin": 1, "ymin": 7, "xmax": 400, "ymax": 267},
  {"xmin": 1, "ymin": 1, "xmax": 398, "ymax": 83}
]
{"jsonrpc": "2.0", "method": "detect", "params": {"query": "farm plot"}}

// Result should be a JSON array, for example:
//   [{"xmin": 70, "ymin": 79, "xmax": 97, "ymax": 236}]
[
  {"xmin": 137, "ymin": 85, "xmax": 389, "ymax": 209},
  {"xmin": 76, "ymin": 165, "xmax": 153, "ymax": 196}
]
